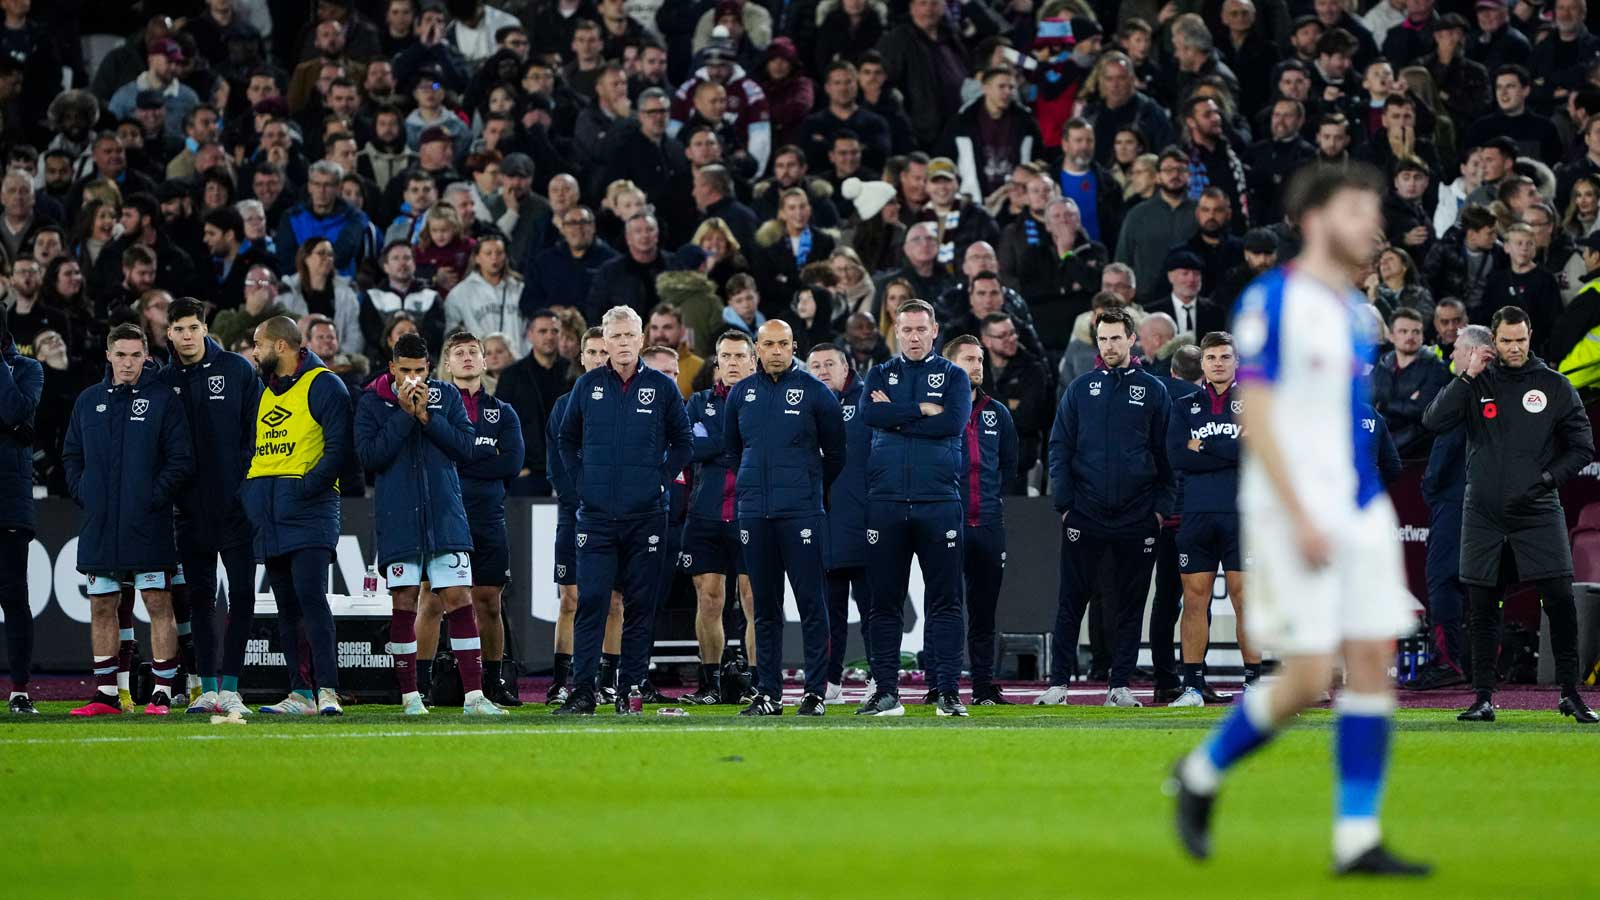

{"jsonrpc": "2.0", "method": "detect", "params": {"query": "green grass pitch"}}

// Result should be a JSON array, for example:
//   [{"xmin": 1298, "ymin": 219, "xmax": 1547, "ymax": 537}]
[{"xmin": 3, "ymin": 704, "xmax": 1596, "ymax": 899}]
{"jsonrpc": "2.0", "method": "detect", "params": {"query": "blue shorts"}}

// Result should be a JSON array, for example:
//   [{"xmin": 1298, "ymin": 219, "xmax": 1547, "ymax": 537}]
[
  {"xmin": 680, "ymin": 517, "xmax": 744, "ymax": 576},
  {"xmin": 1176, "ymin": 512, "xmax": 1242, "ymax": 575},
  {"xmin": 554, "ymin": 522, "xmax": 577, "ymax": 585},
  {"xmin": 470, "ymin": 526, "xmax": 510, "ymax": 588}
]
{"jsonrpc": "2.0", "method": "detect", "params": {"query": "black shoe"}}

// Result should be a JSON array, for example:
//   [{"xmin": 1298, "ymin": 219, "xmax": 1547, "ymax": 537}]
[
  {"xmin": 721, "ymin": 663, "xmax": 752, "ymax": 704},
  {"xmin": 1559, "ymin": 693, "xmax": 1599, "ymax": 724},
  {"xmin": 855, "ymin": 690, "xmax": 904, "ymax": 716},
  {"xmin": 487, "ymin": 683, "xmax": 523, "ymax": 707},
  {"xmin": 1199, "ymin": 685, "xmax": 1234, "ymax": 704},
  {"xmin": 923, "ymin": 688, "xmax": 939, "ymax": 706},
  {"xmin": 739, "ymin": 693, "xmax": 783, "ymax": 716},
  {"xmin": 544, "ymin": 683, "xmax": 569, "ymax": 706},
  {"xmin": 1457, "ymin": 697, "xmax": 1496, "ymax": 722},
  {"xmin": 597, "ymin": 685, "xmax": 618, "ymax": 705},
  {"xmin": 552, "ymin": 687, "xmax": 596, "ymax": 716},
  {"xmin": 1153, "ymin": 685, "xmax": 1185, "ymax": 705},
  {"xmin": 1169, "ymin": 758, "xmax": 1215, "ymax": 861},
  {"xmin": 972, "ymin": 685, "xmax": 1012, "ymax": 706},
  {"xmin": 1402, "ymin": 661, "xmax": 1466, "ymax": 692},
  {"xmin": 936, "ymin": 693, "xmax": 968, "ymax": 717},
  {"xmin": 680, "ymin": 685, "xmax": 721, "ymax": 705},
  {"xmin": 8, "ymin": 695, "xmax": 36, "ymax": 715},
  {"xmin": 796, "ymin": 693, "xmax": 825, "ymax": 716},
  {"xmin": 1333, "ymin": 844, "xmax": 1433, "ymax": 877},
  {"xmin": 638, "ymin": 682, "xmax": 675, "ymax": 705}
]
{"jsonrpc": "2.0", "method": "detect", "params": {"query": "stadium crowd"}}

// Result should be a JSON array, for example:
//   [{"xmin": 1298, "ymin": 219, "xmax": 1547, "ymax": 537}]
[{"xmin": 0, "ymin": 0, "xmax": 1597, "ymax": 720}]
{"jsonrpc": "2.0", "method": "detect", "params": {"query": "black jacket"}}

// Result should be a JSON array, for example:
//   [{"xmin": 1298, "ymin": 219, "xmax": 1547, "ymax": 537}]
[
  {"xmin": 1371, "ymin": 350, "xmax": 1451, "ymax": 459},
  {"xmin": 1422, "ymin": 358, "xmax": 1594, "ymax": 585}
]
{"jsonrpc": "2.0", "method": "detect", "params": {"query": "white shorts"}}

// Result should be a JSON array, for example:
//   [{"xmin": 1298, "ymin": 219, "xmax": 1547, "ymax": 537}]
[
  {"xmin": 85, "ymin": 571, "xmax": 168, "ymax": 595},
  {"xmin": 385, "ymin": 552, "xmax": 473, "ymax": 589},
  {"xmin": 1243, "ymin": 498, "xmax": 1417, "ymax": 656},
  {"xmin": 171, "ymin": 564, "xmax": 185, "ymax": 586}
]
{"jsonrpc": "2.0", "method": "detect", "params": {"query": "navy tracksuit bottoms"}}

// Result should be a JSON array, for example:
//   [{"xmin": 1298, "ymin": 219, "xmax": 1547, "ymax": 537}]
[
  {"xmin": 574, "ymin": 514, "xmax": 667, "ymax": 692},
  {"xmin": 826, "ymin": 566, "xmax": 871, "ymax": 684},
  {"xmin": 741, "ymin": 515, "xmax": 830, "ymax": 698},
  {"xmin": 1051, "ymin": 521, "xmax": 1156, "ymax": 689},
  {"xmin": 961, "ymin": 521, "xmax": 1006, "ymax": 690},
  {"xmin": 180, "ymin": 543, "xmax": 257, "ymax": 680},
  {"xmin": 866, "ymin": 500, "xmax": 964, "ymax": 696},
  {"xmin": 1424, "ymin": 493, "xmax": 1467, "ymax": 670},
  {"xmin": 1147, "ymin": 525, "xmax": 1182, "ymax": 689},
  {"xmin": 264, "ymin": 548, "xmax": 338, "ymax": 691}
]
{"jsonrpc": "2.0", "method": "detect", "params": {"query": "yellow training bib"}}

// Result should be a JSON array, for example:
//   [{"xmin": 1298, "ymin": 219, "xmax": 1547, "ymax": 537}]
[{"xmin": 247, "ymin": 367, "xmax": 331, "ymax": 480}]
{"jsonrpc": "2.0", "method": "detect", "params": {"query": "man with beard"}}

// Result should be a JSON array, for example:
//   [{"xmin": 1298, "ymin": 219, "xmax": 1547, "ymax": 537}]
[
  {"xmin": 981, "ymin": 312, "xmax": 1050, "ymax": 494},
  {"xmin": 1116, "ymin": 148, "xmax": 1199, "ymax": 306},
  {"xmin": 597, "ymin": 88, "xmax": 685, "ymax": 208},
  {"xmin": 1083, "ymin": 52, "xmax": 1175, "ymax": 168},
  {"xmin": 1177, "ymin": 190, "xmax": 1244, "ymax": 299},
  {"xmin": 1247, "ymin": 99, "xmax": 1316, "ymax": 226},
  {"xmin": 752, "ymin": 145, "xmax": 840, "ymax": 230},
  {"xmin": 801, "ymin": 61, "xmax": 892, "ymax": 174},
  {"xmin": 1181, "ymin": 96, "xmax": 1250, "ymax": 230},
  {"xmin": 1054, "ymin": 119, "xmax": 1121, "ymax": 245}
]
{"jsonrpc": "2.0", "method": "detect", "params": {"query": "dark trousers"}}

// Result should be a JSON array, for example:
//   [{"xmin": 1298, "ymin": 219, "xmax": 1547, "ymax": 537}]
[
  {"xmin": 264, "ymin": 548, "xmax": 338, "ymax": 691},
  {"xmin": 1469, "ymin": 576, "xmax": 1580, "ymax": 692},
  {"xmin": 1424, "ymin": 494, "xmax": 1468, "ymax": 671},
  {"xmin": 866, "ymin": 500, "xmax": 964, "ymax": 695},
  {"xmin": 1148, "ymin": 524, "xmax": 1182, "ymax": 689},
  {"xmin": 962, "ymin": 521, "xmax": 1006, "ymax": 689},
  {"xmin": 574, "ymin": 514, "xmax": 666, "ymax": 691},
  {"xmin": 180, "ymin": 543, "xmax": 257, "ymax": 680},
  {"xmin": 741, "ymin": 515, "xmax": 831, "ymax": 697},
  {"xmin": 0, "ymin": 527, "xmax": 31, "ymax": 690},
  {"xmin": 826, "ymin": 566, "xmax": 871, "ymax": 684},
  {"xmin": 1051, "ymin": 521, "xmax": 1156, "ymax": 689}
]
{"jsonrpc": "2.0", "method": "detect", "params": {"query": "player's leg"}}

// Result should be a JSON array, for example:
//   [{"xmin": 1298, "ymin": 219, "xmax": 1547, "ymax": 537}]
[
  {"xmin": 550, "ymin": 523, "xmax": 577, "ymax": 703},
  {"xmin": 216, "ymin": 544, "xmax": 258, "ymax": 712},
  {"xmin": 117, "ymin": 585, "xmax": 137, "ymax": 709},
  {"xmin": 289, "ymin": 548, "xmax": 341, "ymax": 715},
  {"xmin": 918, "ymin": 504, "xmax": 965, "ymax": 713},
  {"xmin": 1148, "ymin": 523, "xmax": 1183, "ymax": 702},
  {"xmin": 1174, "ymin": 572, "xmax": 1213, "ymax": 705},
  {"xmin": 0, "ymin": 528, "xmax": 35, "ymax": 713},
  {"xmin": 557, "ymin": 523, "xmax": 617, "ymax": 714},
  {"xmin": 437, "ymin": 554, "xmax": 503, "ymax": 715},
  {"xmin": 177, "ymin": 553, "xmax": 221, "ymax": 710},
  {"xmin": 1224, "ymin": 571, "xmax": 1260, "ymax": 684},
  {"xmin": 738, "ymin": 518, "xmax": 787, "ymax": 714},
  {"xmin": 170, "ymin": 570, "xmax": 195, "ymax": 700},
  {"xmin": 1411, "ymin": 496, "xmax": 1468, "ymax": 689},
  {"xmin": 388, "ymin": 572, "xmax": 424, "ymax": 710},
  {"xmin": 415, "ymin": 586, "xmax": 443, "ymax": 699},
  {"xmin": 1104, "ymin": 535, "xmax": 1155, "ymax": 706},
  {"xmin": 1533, "ymin": 577, "xmax": 1597, "ymax": 722},
  {"xmin": 599, "ymin": 590, "xmax": 624, "ymax": 701},
  {"xmin": 473, "ymin": 585, "xmax": 520, "ymax": 705},
  {"xmin": 1462, "ymin": 583, "xmax": 1502, "ymax": 717},
  {"xmin": 257, "ymin": 555, "xmax": 314, "ymax": 714},
  {"xmin": 860, "ymin": 501, "xmax": 911, "ymax": 715},
  {"xmin": 70, "ymin": 576, "xmax": 124, "ymax": 715},
  {"xmin": 686, "ymin": 571, "xmax": 727, "ymax": 703},
  {"xmin": 1042, "ymin": 523, "xmax": 1101, "ymax": 702},
  {"xmin": 787, "ymin": 516, "xmax": 831, "ymax": 709},
  {"xmin": 139, "ymin": 576, "xmax": 180, "ymax": 712},
  {"xmin": 614, "ymin": 517, "xmax": 665, "ymax": 709},
  {"xmin": 964, "ymin": 523, "xmax": 1006, "ymax": 704}
]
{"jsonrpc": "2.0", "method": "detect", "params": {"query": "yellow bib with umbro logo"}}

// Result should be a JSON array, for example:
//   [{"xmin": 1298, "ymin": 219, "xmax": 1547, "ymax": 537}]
[{"xmin": 248, "ymin": 367, "xmax": 330, "ymax": 480}]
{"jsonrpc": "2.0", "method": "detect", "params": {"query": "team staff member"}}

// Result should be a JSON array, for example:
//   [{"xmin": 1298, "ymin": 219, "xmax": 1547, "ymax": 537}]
[
  {"xmin": 543, "ymin": 328, "xmax": 625, "ymax": 705},
  {"xmin": 639, "ymin": 344, "xmax": 692, "ymax": 705},
  {"xmin": 356, "ymin": 333, "xmax": 505, "ymax": 717},
  {"xmin": 556, "ymin": 306, "xmax": 694, "ymax": 716},
  {"xmin": 65, "ymin": 324, "xmax": 194, "ymax": 716},
  {"xmin": 807, "ymin": 341, "xmax": 871, "ymax": 702},
  {"xmin": 859, "ymin": 299, "xmax": 973, "ymax": 718},
  {"xmin": 0, "ymin": 308, "xmax": 40, "ymax": 714},
  {"xmin": 946, "ymin": 335, "xmax": 1018, "ymax": 706},
  {"xmin": 1151, "ymin": 344, "xmax": 1203, "ymax": 703},
  {"xmin": 1423, "ymin": 306, "xmax": 1598, "ymax": 724},
  {"xmin": 1042, "ymin": 308, "xmax": 1174, "ymax": 709},
  {"xmin": 412, "ymin": 332, "xmax": 526, "ymax": 708},
  {"xmin": 243, "ymin": 316, "xmax": 353, "ymax": 717},
  {"xmin": 159, "ymin": 298, "xmax": 262, "ymax": 717},
  {"xmin": 1166, "ymin": 332, "xmax": 1258, "ymax": 707},
  {"xmin": 680, "ymin": 331, "xmax": 759, "ymax": 705},
  {"xmin": 726, "ymin": 320, "xmax": 846, "ymax": 717}
]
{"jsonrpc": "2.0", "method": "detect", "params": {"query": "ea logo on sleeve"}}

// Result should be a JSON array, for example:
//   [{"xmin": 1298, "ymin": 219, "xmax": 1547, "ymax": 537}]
[{"xmin": 1523, "ymin": 389, "xmax": 1547, "ymax": 413}]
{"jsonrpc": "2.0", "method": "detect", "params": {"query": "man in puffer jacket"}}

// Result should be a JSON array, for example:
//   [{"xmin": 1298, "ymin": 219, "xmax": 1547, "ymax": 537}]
[
  {"xmin": 355, "ymin": 332, "xmax": 504, "ymax": 718},
  {"xmin": 274, "ymin": 161, "xmax": 376, "ymax": 279},
  {"xmin": 64, "ymin": 324, "xmax": 193, "ymax": 716}
]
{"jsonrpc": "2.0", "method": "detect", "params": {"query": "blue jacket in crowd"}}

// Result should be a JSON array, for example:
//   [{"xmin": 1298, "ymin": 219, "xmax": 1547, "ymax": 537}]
[
  {"xmin": 1049, "ymin": 364, "xmax": 1175, "ymax": 534},
  {"xmin": 458, "ymin": 386, "xmax": 524, "ymax": 531},
  {"xmin": 558, "ymin": 363, "xmax": 694, "ymax": 522},
  {"xmin": 158, "ymin": 337, "xmax": 261, "ymax": 551},
  {"xmin": 64, "ymin": 367, "xmax": 194, "ymax": 572},
  {"xmin": 355, "ymin": 375, "xmax": 477, "ymax": 567},
  {"xmin": 862, "ymin": 353, "xmax": 972, "ymax": 502},
  {"xmin": 686, "ymin": 382, "xmax": 742, "ymax": 522},
  {"xmin": 275, "ymin": 199, "xmax": 374, "ymax": 279},
  {"xmin": 240, "ymin": 350, "xmax": 353, "ymax": 559},
  {"xmin": 546, "ymin": 390, "xmax": 579, "ymax": 526},
  {"xmin": 1166, "ymin": 381, "xmax": 1242, "ymax": 515},
  {"xmin": 726, "ymin": 362, "xmax": 846, "ymax": 519},
  {"xmin": 825, "ymin": 376, "xmax": 870, "ymax": 569},
  {"xmin": 959, "ymin": 391, "xmax": 1019, "ymax": 527},
  {"xmin": 0, "ymin": 337, "xmax": 42, "ymax": 533}
]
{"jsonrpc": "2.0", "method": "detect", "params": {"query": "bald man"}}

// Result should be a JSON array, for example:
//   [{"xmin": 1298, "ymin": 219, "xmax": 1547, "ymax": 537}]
[{"xmin": 724, "ymin": 321, "xmax": 847, "ymax": 715}]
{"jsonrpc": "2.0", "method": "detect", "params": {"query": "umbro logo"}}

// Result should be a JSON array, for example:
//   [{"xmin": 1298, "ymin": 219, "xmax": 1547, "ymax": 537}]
[{"xmin": 262, "ymin": 405, "xmax": 293, "ymax": 428}]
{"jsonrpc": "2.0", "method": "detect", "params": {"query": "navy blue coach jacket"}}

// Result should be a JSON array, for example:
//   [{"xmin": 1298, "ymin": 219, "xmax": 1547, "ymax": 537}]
[
  {"xmin": 726, "ymin": 362, "xmax": 846, "ymax": 519},
  {"xmin": 862, "ymin": 354, "xmax": 972, "ymax": 502},
  {"xmin": 1048, "ymin": 364, "xmax": 1175, "ymax": 533}
]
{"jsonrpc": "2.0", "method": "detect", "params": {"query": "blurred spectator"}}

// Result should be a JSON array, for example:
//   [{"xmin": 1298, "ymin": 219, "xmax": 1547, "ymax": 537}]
[
  {"xmin": 360, "ymin": 241, "xmax": 447, "ymax": 357},
  {"xmin": 213, "ymin": 263, "xmax": 294, "ymax": 350},
  {"xmin": 276, "ymin": 237, "xmax": 361, "ymax": 354},
  {"xmin": 1371, "ymin": 306, "xmax": 1450, "ymax": 458}
]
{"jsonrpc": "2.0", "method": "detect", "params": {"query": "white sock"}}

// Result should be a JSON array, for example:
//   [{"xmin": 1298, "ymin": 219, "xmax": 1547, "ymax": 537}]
[
  {"xmin": 116, "ymin": 671, "xmax": 129, "ymax": 691},
  {"xmin": 10, "ymin": 691, "xmax": 27, "ymax": 699},
  {"xmin": 464, "ymin": 689, "xmax": 484, "ymax": 704},
  {"xmin": 1180, "ymin": 750, "xmax": 1220, "ymax": 795},
  {"xmin": 1334, "ymin": 817, "xmax": 1381, "ymax": 865},
  {"xmin": 97, "ymin": 686, "xmax": 118, "ymax": 698}
]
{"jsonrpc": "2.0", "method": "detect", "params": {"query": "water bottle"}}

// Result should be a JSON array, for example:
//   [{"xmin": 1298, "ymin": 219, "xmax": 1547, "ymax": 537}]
[
  {"xmin": 628, "ymin": 685, "xmax": 643, "ymax": 714},
  {"xmin": 362, "ymin": 565, "xmax": 378, "ymax": 600}
]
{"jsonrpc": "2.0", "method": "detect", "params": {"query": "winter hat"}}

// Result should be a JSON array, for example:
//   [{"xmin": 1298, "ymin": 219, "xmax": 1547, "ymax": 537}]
[{"xmin": 843, "ymin": 177, "xmax": 897, "ymax": 221}]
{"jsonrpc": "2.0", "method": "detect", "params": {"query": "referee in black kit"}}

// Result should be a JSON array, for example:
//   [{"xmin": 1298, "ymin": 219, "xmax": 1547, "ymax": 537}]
[{"xmin": 1423, "ymin": 306, "xmax": 1598, "ymax": 724}]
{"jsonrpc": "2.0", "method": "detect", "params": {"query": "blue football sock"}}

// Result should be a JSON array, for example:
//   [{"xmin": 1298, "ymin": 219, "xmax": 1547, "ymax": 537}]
[
  {"xmin": 295, "ymin": 688, "xmax": 314, "ymax": 701},
  {"xmin": 202, "ymin": 676, "xmax": 218, "ymax": 693},
  {"xmin": 1204, "ymin": 680, "xmax": 1277, "ymax": 772},
  {"xmin": 1333, "ymin": 692, "xmax": 1393, "ymax": 861},
  {"xmin": 220, "ymin": 675, "xmax": 238, "ymax": 692}
]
